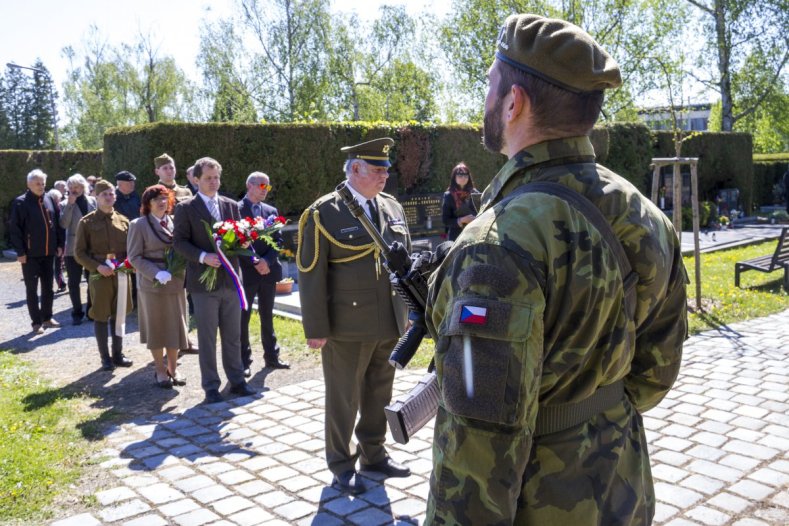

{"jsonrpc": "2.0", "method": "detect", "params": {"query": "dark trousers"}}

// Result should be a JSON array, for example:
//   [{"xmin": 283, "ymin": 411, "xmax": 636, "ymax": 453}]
[
  {"xmin": 65, "ymin": 256, "xmax": 90, "ymax": 320},
  {"xmin": 240, "ymin": 279, "xmax": 280, "ymax": 367},
  {"xmin": 22, "ymin": 256, "xmax": 55, "ymax": 326},
  {"xmin": 54, "ymin": 254, "xmax": 66, "ymax": 289}
]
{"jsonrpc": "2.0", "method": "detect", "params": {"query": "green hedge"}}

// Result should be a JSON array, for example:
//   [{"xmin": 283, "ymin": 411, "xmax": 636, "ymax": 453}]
[
  {"xmin": 603, "ymin": 122, "xmax": 654, "ymax": 190},
  {"xmin": 654, "ymin": 132, "xmax": 753, "ymax": 212},
  {"xmin": 103, "ymin": 122, "xmax": 615, "ymax": 217},
  {"xmin": 753, "ymin": 159, "xmax": 789, "ymax": 207},
  {"xmin": 0, "ymin": 150, "xmax": 103, "ymax": 244}
]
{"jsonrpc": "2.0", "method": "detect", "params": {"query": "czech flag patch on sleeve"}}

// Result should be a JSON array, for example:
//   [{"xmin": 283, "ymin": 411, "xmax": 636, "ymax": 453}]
[{"xmin": 459, "ymin": 305, "xmax": 488, "ymax": 325}]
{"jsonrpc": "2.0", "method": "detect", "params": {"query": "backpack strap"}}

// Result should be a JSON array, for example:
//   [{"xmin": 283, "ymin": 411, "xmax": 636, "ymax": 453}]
[{"xmin": 499, "ymin": 181, "xmax": 637, "ymax": 436}]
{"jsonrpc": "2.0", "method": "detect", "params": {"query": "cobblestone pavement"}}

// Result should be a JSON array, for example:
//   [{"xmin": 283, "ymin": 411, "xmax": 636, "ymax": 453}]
[{"xmin": 51, "ymin": 309, "xmax": 789, "ymax": 526}]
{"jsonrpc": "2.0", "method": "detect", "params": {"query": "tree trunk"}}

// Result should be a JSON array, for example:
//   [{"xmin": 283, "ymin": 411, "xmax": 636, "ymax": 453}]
[{"xmin": 715, "ymin": 0, "xmax": 733, "ymax": 131}]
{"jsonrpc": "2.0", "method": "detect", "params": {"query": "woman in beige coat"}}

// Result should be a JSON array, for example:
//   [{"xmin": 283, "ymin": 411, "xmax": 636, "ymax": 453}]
[{"xmin": 128, "ymin": 185, "xmax": 188, "ymax": 388}]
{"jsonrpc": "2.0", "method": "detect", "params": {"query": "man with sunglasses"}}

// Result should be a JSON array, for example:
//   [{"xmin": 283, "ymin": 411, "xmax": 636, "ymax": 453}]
[{"xmin": 238, "ymin": 172, "xmax": 289, "ymax": 375}]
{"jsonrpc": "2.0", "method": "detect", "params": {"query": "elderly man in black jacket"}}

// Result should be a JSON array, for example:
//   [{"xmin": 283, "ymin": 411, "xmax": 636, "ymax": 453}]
[
  {"xmin": 238, "ymin": 172, "xmax": 289, "ymax": 375},
  {"xmin": 9, "ymin": 169, "xmax": 65, "ymax": 334}
]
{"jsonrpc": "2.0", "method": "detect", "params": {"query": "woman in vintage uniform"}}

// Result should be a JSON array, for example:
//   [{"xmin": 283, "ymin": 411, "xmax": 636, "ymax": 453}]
[
  {"xmin": 127, "ymin": 185, "xmax": 189, "ymax": 388},
  {"xmin": 74, "ymin": 180, "xmax": 134, "ymax": 371},
  {"xmin": 441, "ymin": 162, "xmax": 478, "ymax": 241}
]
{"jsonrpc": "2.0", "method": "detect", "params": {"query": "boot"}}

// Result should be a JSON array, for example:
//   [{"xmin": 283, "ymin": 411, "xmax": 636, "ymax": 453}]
[
  {"xmin": 109, "ymin": 318, "xmax": 133, "ymax": 367},
  {"xmin": 94, "ymin": 321, "xmax": 114, "ymax": 371}
]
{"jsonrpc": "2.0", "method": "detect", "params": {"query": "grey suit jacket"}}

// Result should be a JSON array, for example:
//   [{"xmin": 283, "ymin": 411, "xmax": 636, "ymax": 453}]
[{"xmin": 173, "ymin": 194, "xmax": 242, "ymax": 294}]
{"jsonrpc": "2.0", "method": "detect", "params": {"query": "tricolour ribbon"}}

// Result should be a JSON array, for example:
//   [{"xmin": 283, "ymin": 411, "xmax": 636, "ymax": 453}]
[{"xmin": 215, "ymin": 238, "xmax": 249, "ymax": 311}]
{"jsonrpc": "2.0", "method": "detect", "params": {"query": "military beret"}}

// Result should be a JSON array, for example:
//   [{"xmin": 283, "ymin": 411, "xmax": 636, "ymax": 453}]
[
  {"xmin": 495, "ymin": 14, "xmax": 622, "ymax": 93},
  {"xmin": 341, "ymin": 137, "xmax": 394, "ymax": 167},
  {"xmin": 115, "ymin": 170, "xmax": 136, "ymax": 182},
  {"xmin": 94, "ymin": 179, "xmax": 114, "ymax": 195},
  {"xmin": 154, "ymin": 153, "xmax": 175, "ymax": 168}
]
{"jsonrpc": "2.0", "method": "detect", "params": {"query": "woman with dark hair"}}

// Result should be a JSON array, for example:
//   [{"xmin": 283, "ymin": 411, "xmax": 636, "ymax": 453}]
[
  {"xmin": 127, "ymin": 185, "xmax": 188, "ymax": 388},
  {"xmin": 441, "ymin": 162, "xmax": 478, "ymax": 241}
]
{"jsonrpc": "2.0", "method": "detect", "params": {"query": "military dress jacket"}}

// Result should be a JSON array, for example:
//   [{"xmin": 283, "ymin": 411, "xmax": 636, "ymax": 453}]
[
  {"xmin": 159, "ymin": 181, "xmax": 193, "ymax": 204},
  {"xmin": 73, "ymin": 208, "xmax": 132, "ymax": 321},
  {"xmin": 297, "ymin": 190, "xmax": 411, "ymax": 341},
  {"xmin": 424, "ymin": 136, "xmax": 688, "ymax": 525}
]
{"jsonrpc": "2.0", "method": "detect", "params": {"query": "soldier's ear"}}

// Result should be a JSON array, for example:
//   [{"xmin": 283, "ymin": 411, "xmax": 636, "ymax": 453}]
[{"xmin": 507, "ymin": 84, "xmax": 528, "ymax": 122}]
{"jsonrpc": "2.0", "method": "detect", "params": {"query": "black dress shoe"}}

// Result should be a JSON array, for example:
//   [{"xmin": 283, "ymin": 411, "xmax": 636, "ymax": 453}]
[
  {"xmin": 360, "ymin": 457, "xmax": 411, "ymax": 478},
  {"xmin": 264, "ymin": 358, "xmax": 290, "ymax": 369},
  {"xmin": 101, "ymin": 360, "xmax": 115, "ymax": 371},
  {"xmin": 112, "ymin": 355, "xmax": 133, "ymax": 367},
  {"xmin": 332, "ymin": 470, "xmax": 367, "ymax": 495},
  {"xmin": 229, "ymin": 382, "xmax": 256, "ymax": 396},
  {"xmin": 243, "ymin": 367, "xmax": 251, "ymax": 378},
  {"xmin": 203, "ymin": 389, "xmax": 223, "ymax": 404}
]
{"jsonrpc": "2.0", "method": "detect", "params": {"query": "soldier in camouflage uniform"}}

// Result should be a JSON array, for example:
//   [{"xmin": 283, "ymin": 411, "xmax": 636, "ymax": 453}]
[{"xmin": 424, "ymin": 14, "xmax": 688, "ymax": 525}]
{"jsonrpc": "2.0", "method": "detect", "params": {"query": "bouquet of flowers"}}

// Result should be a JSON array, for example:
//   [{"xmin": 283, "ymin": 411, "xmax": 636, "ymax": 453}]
[
  {"xmin": 199, "ymin": 216, "xmax": 286, "ymax": 291},
  {"xmin": 154, "ymin": 247, "xmax": 187, "ymax": 287},
  {"xmin": 91, "ymin": 257, "xmax": 135, "ymax": 280}
]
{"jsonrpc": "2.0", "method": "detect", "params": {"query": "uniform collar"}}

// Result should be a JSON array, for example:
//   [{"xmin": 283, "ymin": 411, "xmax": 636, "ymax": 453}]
[
  {"xmin": 343, "ymin": 181, "xmax": 377, "ymax": 207},
  {"xmin": 480, "ymin": 136, "xmax": 596, "ymax": 212}
]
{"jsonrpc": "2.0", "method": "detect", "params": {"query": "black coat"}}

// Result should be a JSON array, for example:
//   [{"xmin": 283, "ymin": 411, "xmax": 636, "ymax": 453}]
[
  {"xmin": 441, "ymin": 191, "xmax": 477, "ymax": 241},
  {"xmin": 9, "ymin": 190, "xmax": 64, "ymax": 257},
  {"xmin": 115, "ymin": 190, "xmax": 141, "ymax": 221},
  {"xmin": 237, "ymin": 197, "xmax": 283, "ymax": 284}
]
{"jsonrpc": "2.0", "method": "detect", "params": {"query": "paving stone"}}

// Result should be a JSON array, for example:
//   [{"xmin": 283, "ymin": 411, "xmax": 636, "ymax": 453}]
[
  {"xmin": 298, "ymin": 513, "xmax": 345, "ymax": 526},
  {"xmin": 200, "ymin": 461, "xmax": 236, "ymax": 475},
  {"xmin": 652, "ymin": 464, "xmax": 689, "ymax": 483},
  {"xmin": 652, "ymin": 502, "xmax": 679, "ymax": 523},
  {"xmin": 750, "ymin": 467, "xmax": 789, "ymax": 487},
  {"xmin": 158, "ymin": 465, "xmax": 196, "ymax": 481},
  {"xmin": 173, "ymin": 474, "xmax": 215, "ymax": 492},
  {"xmin": 137, "ymin": 482, "xmax": 185, "ymax": 504},
  {"xmin": 706, "ymin": 492, "xmax": 752, "ymax": 514},
  {"xmin": 679, "ymin": 474, "xmax": 725, "ymax": 495},
  {"xmin": 240, "ymin": 455, "xmax": 280, "ymax": 472},
  {"xmin": 280, "ymin": 474, "xmax": 319, "ymax": 492},
  {"xmin": 95, "ymin": 486, "xmax": 137, "ymax": 505},
  {"xmin": 723, "ymin": 440, "xmax": 779, "ymax": 460},
  {"xmin": 690, "ymin": 431, "xmax": 727, "ymax": 447},
  {"xmin": 297, "ymin": 484, "xmax": 342, "ymax": 504},
  {"xmin": 98, "ymin": 499, "xmax": 152, "ymax": 522},
  {"xmin": 651, "ymin": 450, "xmax": 691, "ymax": 467},
  {"xmin": 685, "ymin": 444, "xmax": 727, "ymax": 461},
  {"xmin": 728, "ymin": 479, "xmax": 775, "ymax": 500},
  {"xmin": 217, "ymin": 469, "xmax": 255, "ymax": 485},
  {"xmin": 322, "ymin": 496, "xmax": 370, "ymax": 517},
  {"xmin": 235, "ymin": 479, "xmax": 275, "ymax": 497},
  {"xmin": 122, "ymin": 513, "xmax": 168, "ymax": 526},
  {"xmin": 172, "ymin": 508, "xmax": 221, "ymax": 526},
  {"xmin": 124, "ymin": 474, "xmax": 160, "ymax": 487},
  {"xmin": 254, "ymin": 489, "xmax": 294, "ymax": 508},
  {"xmin": 731, "ymin": 519, "xmax": 770, "ymax": 526},
  {"xmin": 51, "ymin": 513, "xmax": 102, "ymax": 526},
  {"xmin": 192, "ymin": 484, "xmax": 234, "ymax": 504},
  {"xmin": 274, "ymin": 499, "xmax": 314, "ymax": 521},
  {"xmin": 654, "ymin": 482, "xmax": 703, "ymax": 508},
  {"xmin": 719, "ymin": 454, "xmax": 761, "ymax": 471},
  {"xmin": 348, "ymin": 506, "xmax": 394, "ymax": 526},
  {"xmin": 654, "ymin": 436, "xmax": 693, "ymax": 452},
  {"xmin": 228, "ymin": 506, "xmax": 274, "ymax": 525},
  {"xmin": 261, "ymin": 464, "xmax": 300, "ymax": 482},
  {"xmin": 687, "ymin": 459, "xmax": 743, "ymax": 482},
  {"xmin": 158, "ymin": 498, "xmax": 201, "ymax": 517},
  {"xmin": 685, "ymin": 505, "xmax": 730, "ymax": 525},
  {"xmin": 212, "ymin": 495, "xmax": 255, "ymax": 515},
  {"xmin": 754, "ymin": 506, "xmax": 789, "ymax": 524}
]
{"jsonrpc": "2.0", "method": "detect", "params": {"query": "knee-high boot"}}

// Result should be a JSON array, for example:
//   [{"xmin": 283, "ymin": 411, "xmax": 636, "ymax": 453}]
[
  {"xmin": 108, "ymin": 318, "xmax": 133, "ymax": 367},
  {"xmin": 94, "ymin": 321, "xmax": 114, "ymax": 371}
]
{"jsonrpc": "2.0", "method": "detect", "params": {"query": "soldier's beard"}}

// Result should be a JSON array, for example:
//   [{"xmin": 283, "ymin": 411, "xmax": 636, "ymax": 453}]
[{"xmin": 482, "ymin": 97, "xmax": 506, "ymax": 154}]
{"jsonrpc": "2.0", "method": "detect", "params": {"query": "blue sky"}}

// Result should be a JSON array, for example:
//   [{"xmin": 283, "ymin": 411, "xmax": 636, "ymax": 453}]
[{"xmin": 1, "ymin": 0, "xmax": 449, "ymax": 90}]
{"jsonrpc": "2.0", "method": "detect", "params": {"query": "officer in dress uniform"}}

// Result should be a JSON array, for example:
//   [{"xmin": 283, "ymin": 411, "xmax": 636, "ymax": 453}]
[
  {"xmin": 424, "ymin": 14, "xmax": 688, "ymax": 525},
  {"xmin": 297, "ymin": 137, "xmax": 413, "ymax": 495}
]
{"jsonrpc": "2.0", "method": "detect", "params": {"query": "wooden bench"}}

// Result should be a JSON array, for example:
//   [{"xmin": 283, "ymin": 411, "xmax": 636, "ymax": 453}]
[{"xmin": 735, "ymin": 227, "xmax": 789, "ymax": 291}]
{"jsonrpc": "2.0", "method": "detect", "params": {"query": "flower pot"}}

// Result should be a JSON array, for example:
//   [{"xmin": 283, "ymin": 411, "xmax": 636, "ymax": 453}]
[{"xmin": 276, "ymin": 280, "xmax": 294, "ymax": 295}]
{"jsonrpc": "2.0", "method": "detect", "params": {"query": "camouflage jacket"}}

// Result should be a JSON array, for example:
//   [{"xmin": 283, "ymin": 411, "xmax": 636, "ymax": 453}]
[{"xmin": 424, "ymin": 136, "xmax": 687, "ymax": 525}]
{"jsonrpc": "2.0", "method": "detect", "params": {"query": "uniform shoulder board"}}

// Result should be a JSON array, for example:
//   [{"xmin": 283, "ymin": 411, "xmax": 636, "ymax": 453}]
[{"xmin": 378, "ymin": 191, "xmax": 397, "ymax": 201}]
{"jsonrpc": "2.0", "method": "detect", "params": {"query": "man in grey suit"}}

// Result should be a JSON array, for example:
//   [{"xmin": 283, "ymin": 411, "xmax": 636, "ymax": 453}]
[{"xmin": 173, "ymin": 157, "xmax": 255, "ymax": 404}]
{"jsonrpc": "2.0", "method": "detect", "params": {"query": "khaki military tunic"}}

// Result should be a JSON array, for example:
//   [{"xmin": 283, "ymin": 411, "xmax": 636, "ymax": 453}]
[
  {"xmin": 74, "ymin": 209, "xmax": 133, "ymax": 322},
  {"xmin": 425, "ymin": 136, "xmax": 687, "ymax": 525},
  {"xmin": 159, "ymin": 181, "xmax": 193, "ymax": 204},
  {"xmin": 297, "ymin": 189, "xmax": 411, "ymax": 475}
]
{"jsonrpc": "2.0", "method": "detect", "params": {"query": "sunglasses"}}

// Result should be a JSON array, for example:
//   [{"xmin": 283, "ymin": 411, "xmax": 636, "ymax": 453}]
[
  {"xmin": 455, "ymin": 172, "xmax": 470, "ymax": 177},
  {"xmin": 259, "ymin": 183, "xmax": 273, "ymax": 191}
]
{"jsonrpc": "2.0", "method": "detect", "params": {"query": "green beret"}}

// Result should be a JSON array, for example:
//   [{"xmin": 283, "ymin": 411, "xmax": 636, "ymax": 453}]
[
  {"xmin": 495, "ymin": 14, "xmax": 621, "ymax": 93},
  {"xmin": 154, "ymin": 153, "xmax": 175, "ymax": 168},
  {"xmin": 341, "ymin": 137, "xmax": 394, "ymax": 167}
]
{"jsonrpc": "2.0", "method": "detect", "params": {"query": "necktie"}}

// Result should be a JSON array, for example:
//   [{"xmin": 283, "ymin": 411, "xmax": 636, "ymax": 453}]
[
  {"xmin": 366, "ymin": 199, "xmax": 380, "ymax": 230},
  {"xmin": 252, "ymin": 203, "xmax": 262, "ymax": 217},
  {"xmin": 160, "ymin": 218, "xmax": 167, "ymax": 228},
  {"xmin": 207, "ymin": 199, "xmax": 220, "ymax": 221}
]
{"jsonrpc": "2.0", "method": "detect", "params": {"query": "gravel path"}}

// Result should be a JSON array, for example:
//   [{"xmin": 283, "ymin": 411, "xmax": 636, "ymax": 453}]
[{"xmin": 0, "ymin": 258, "xmax": 321, "ymax": 421}]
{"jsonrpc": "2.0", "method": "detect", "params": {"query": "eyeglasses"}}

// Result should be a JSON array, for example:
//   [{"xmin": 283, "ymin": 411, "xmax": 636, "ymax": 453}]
[
  {"xmin": 259, "ymin": 183, "xmax": 272, "ymax": 191},
  {"xmin": 455, "ymin": 172, "xmax": 470, "ymax": 177}
]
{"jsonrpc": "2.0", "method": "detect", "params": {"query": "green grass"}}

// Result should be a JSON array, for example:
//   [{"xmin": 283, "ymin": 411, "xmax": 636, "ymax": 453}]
[
  {"xmin": 0, "ymin": 351, "xmax": 101, "ymax": 522},
  {"xmin": 685, "ymin": 239, "xmax": 789, "ymax": 334}
]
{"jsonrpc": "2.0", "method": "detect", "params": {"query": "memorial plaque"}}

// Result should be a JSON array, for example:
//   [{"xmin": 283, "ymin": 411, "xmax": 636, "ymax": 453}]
[{"xmin": 399, "ymin": 193, "xmax": 445, "ymax": 235}]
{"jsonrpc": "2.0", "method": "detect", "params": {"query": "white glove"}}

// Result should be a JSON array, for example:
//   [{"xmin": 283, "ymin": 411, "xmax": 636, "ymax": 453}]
[{"xmin": 155, "ymin": 270, "xmax": 172, "ymax": 284}]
